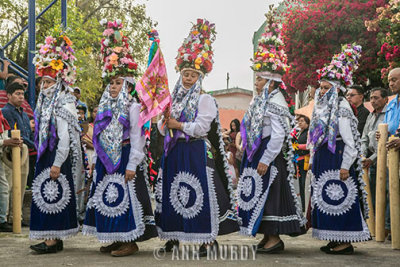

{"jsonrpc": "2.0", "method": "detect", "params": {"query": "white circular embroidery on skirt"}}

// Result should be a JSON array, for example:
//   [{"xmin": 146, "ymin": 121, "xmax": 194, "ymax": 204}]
[
  {"xmin": 93, "ymin": 173, "xmax": 129, "ymax": 218},
  {"xmin": 312, "ymin": 169, "xmax": 357, "ymax": 216},
  {"xmin": 32, "ymin": 167, "xmax": 71, "ymax": 214},
  {"xmin": 237, "ymin": 167, "xmax": 263, "ymax": 211},
  {"xmin": 169, "ymin": 172, "xmax": 204, "ymax": 219}
]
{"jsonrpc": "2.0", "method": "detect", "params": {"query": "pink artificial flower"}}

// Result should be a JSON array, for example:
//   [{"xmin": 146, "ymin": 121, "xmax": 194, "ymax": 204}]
[
  {"xmin": 39, "ymin": 45, "xmax": 50, "ymax": 55},
  {"xmin": 103, "ymin": 28, "xmax": 115, "ymax": 36},
  {"xmin": 336, "ymin": 72, "xmax": 342, "ymax": 79},
  {"xmin": 45, "ymin": 36, "xmax": 54, "ymax": 45},
  {"xmin": 120, "ymin": 57, "xmax": 131, "ymax": 64},
  {"xmin": 61, "ymin": 52, "xmax": 69, "ymax": 60}
]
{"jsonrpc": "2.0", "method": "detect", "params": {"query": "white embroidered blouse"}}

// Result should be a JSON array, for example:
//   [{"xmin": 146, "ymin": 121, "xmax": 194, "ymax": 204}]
[
  {"xmin": 259, "ymin": 90, "xmax": 290, "ymax": 166},
  {"xmin": 53, "ymin": 97, "xmax": 77, "ymax": 168},
  {"xmin": 157, "ymin": 94, "xmax": 217, "ymax": 138}
]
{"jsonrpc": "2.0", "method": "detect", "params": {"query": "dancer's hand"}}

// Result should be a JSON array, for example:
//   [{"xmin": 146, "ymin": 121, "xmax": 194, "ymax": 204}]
[
  {"xmin": 50, "ymin": 166, "xmax": 61, "ymax": 180},
  {"xmin": 257, "ymin": 162, "xmax": 268, "ymax": 176},
  {"xmin": 167, "ymin": 118, "xmax": 183, "ymax": 131},
  {"xmin": 362, "ymin": 158, "xmax": 373, "ymax": 169},
  {"xmin": 125, "ymin": 170, "xmax": 136, "ymax": 183},
  {"xmin": 339, "ymin": 168, "xmax": 349, "ymax": 180}
]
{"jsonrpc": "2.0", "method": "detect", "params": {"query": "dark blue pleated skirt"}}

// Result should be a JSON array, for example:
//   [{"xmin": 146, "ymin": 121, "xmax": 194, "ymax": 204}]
[{"xmin": 311, "ymin": 140, "xmax": 370, "ymax": 242}]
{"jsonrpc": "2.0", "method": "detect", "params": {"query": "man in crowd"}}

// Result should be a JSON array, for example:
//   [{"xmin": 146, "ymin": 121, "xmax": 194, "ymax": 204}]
[
  {"xmin": 0, "ymin": 59, "xmax": 10, "ymax": 91},
  {"xmin": 383, "ymin": 68, "xmax": 400, "ymax": 149},
  {"xmin": 361, "ymin": 87, "xmax": 388, "ymax": 206},
  {"xmin": 375, "ymin": 67, "xmax": 400, "ymax": 241},
  {"xmin": 0, "ymin": 108, "xmax": 22, "ymax": 232},
  {"xmin": 347, "ymin": 85, "xmax": 370, "ymax": 135},
  {"xmin": 1, "ymin": 83, "xmax": 34, "ymax": 226}
]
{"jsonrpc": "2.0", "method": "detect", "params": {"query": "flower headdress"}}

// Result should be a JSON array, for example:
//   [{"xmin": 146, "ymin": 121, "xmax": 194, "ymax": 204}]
[
  {"xmin": 100, "ymin": 19, "xmax": 138, "ymax": 82},
  {"xmin": 175, "ymin": 18, "xmax": 216, "ymax": 76},
  {"xmin": 33, "ymin": 31, "xmax": 77, "ymax": 85},
  {"xmin": 252, "ymin": 10, "xmax": 289, "ymax": 79},
  {"xmin": 317, "ymin": 43, "xmax": 362, "ymax": 88}
]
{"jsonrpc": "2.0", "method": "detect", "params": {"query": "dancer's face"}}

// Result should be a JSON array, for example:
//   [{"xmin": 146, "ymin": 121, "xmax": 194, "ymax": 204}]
[
  {"xmin": 41, "ymin": 77, "xmax": 56, "ymax": 90},
  {"xmin": 182, "ymin": 70, "xmax": 199, "ymax": 89},
  {"xmin": 319, "ymin": 81, "xmax": 332, "ymax": 97},
  {"xmin": 109, "ymin": 77, "xmax": 124, "ymax": 98},
  {"xmin": 255, "ymin": 76, "xmax": 267, "ymax": 95}
]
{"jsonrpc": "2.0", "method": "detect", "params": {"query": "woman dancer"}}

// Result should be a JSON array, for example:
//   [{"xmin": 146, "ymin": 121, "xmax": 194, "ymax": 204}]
[
  {"xmin": 82, "ymin": 19, "xmax": 157, "ymax": 257},
  {"xmin": 309, "ymin": 44, "xmax": 370, "ymax": 254},
  {"xmin": 155, "ymin": 19, "xmax": 238, "ymax": 256},
  {"xmin": 237, "ymin": 14, "xmax": 306, "ymax": 254},
  {"xmin": 30, "ymin": 32, "xmax": 82, "ymax": 253}
]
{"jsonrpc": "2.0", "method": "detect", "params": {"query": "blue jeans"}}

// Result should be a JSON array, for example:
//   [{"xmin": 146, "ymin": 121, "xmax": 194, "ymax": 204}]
[{"xmin": 0, "ymin": 162, "xmax": 9, "ymax": 223}]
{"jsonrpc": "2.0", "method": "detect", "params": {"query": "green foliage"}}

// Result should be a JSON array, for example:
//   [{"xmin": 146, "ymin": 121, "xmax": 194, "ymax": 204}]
[{"xmin": 0, "ymin": 0, "xmax": 154, "ymax": 109}]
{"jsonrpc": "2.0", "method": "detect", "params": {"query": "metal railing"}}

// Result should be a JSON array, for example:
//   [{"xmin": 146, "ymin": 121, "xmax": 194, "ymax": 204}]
[{"xmin": 0, "ymin": 0, "xmax": 67, "ymax": 108}]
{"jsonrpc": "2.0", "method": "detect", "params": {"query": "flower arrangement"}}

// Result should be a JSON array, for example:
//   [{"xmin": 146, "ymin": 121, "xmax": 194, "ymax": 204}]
[
  {"xmin": 251, "ymin": 9, "xmax": 289, "ymax": 75},
  {"xmin": 175, "ymin": 18, "xmax": 216, "ymax": 75},
  {"xmin": 100, "ymin": 19, "xmax": 138, "ymax": 82},
  {"xmin": 33, "ymin": 31, "xmax": 77, "ymax": 84},
  {"xmin": 317, "ymin": 43, "xmax": 362, "ymax": 87}
]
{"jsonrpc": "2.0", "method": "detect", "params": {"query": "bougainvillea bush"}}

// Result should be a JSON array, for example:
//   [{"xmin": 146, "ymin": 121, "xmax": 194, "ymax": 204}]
[
  {"xmin": 281, "ymin": 0, "xmax": 385, "ymax": 93},
  {"xmin": 366, "ymin": 0, "xmax": 400, "ymax": 82}
]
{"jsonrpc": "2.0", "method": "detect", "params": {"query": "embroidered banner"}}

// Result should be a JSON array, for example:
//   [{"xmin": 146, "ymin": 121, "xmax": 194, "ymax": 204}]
[{"xmin": 136, "ymin": 46, "xmax": 171, "ymax": 127}]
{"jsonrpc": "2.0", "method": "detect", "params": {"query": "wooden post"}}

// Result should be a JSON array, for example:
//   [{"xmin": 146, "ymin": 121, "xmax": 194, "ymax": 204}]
[
  {"xmin": 362, "ymin": 167, "xmax": 375, "ymax": 237},
  {"xmin": 11, "ymin": 128, "xmax": 21, "ymax": 234},
  {"xmin": 376, "ymin": 123, "xmax": 388, "ymax": 242},
  {"xmin": 388, "ymin": 136, "xmax": 400, "ymax": 249}
]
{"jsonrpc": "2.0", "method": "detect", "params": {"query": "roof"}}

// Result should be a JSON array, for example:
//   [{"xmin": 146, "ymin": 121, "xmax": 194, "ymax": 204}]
[
  {"xmin": 208, "ymin": 87, "xmax": 253, "ymax": 97},
  {"xmin": 219, "ymin": 108, "xmax": 245, "ymax": 130}
]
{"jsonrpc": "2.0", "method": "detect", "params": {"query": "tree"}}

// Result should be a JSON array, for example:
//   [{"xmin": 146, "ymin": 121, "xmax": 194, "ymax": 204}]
[
  {"xmin": 366, "ymin": 0, "xmax": 400, "ymax": 83},
  {"xmin": 281, "ymin": 0, "xmax": 386, "ymax": 93},
  {"xmin": 0, "ymin": 0, "xmax": 154, "ymax": 108}
]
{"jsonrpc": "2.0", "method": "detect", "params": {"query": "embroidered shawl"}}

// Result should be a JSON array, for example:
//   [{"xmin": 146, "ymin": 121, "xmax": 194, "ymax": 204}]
[
  {"xmin": 92, "ymin": 79, "xmax": 131, "ymax": 174},
  {"xmin": 164, "ymin": 75, "xmax": 203, "ymax": 155},
  {"xmin": 307, "ymin": 81, "xmax": 342, "ymax": 154},
  {"xmin": 240, "ymin": 80, "xmax": 272, "ymax": 161}
]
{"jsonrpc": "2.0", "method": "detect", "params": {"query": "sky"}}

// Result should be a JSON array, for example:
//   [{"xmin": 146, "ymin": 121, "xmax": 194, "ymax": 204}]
[{"xmin": 138, "ymin": 0, "xmax": 281, "ymax": 92}]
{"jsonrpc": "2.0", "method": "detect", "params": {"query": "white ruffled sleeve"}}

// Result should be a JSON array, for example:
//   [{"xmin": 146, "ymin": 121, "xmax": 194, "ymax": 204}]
[
  {"xmin": 53, "ymin": 116, "xmax": 70, "ymax": 168},
  {"xmin": 126, "ymin": 102, "xmax": 146, "ymax": 172},
  {"xmin": 339, "ymin": 116, "xmax": 357, "ymax": 170},
  {"xmin": 182, "ymin": 94, "xmax": 217, "ymax": 138},
  {"xmin": 259, "ymin": 111, "xmax": 286, "ymax": 166}
]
